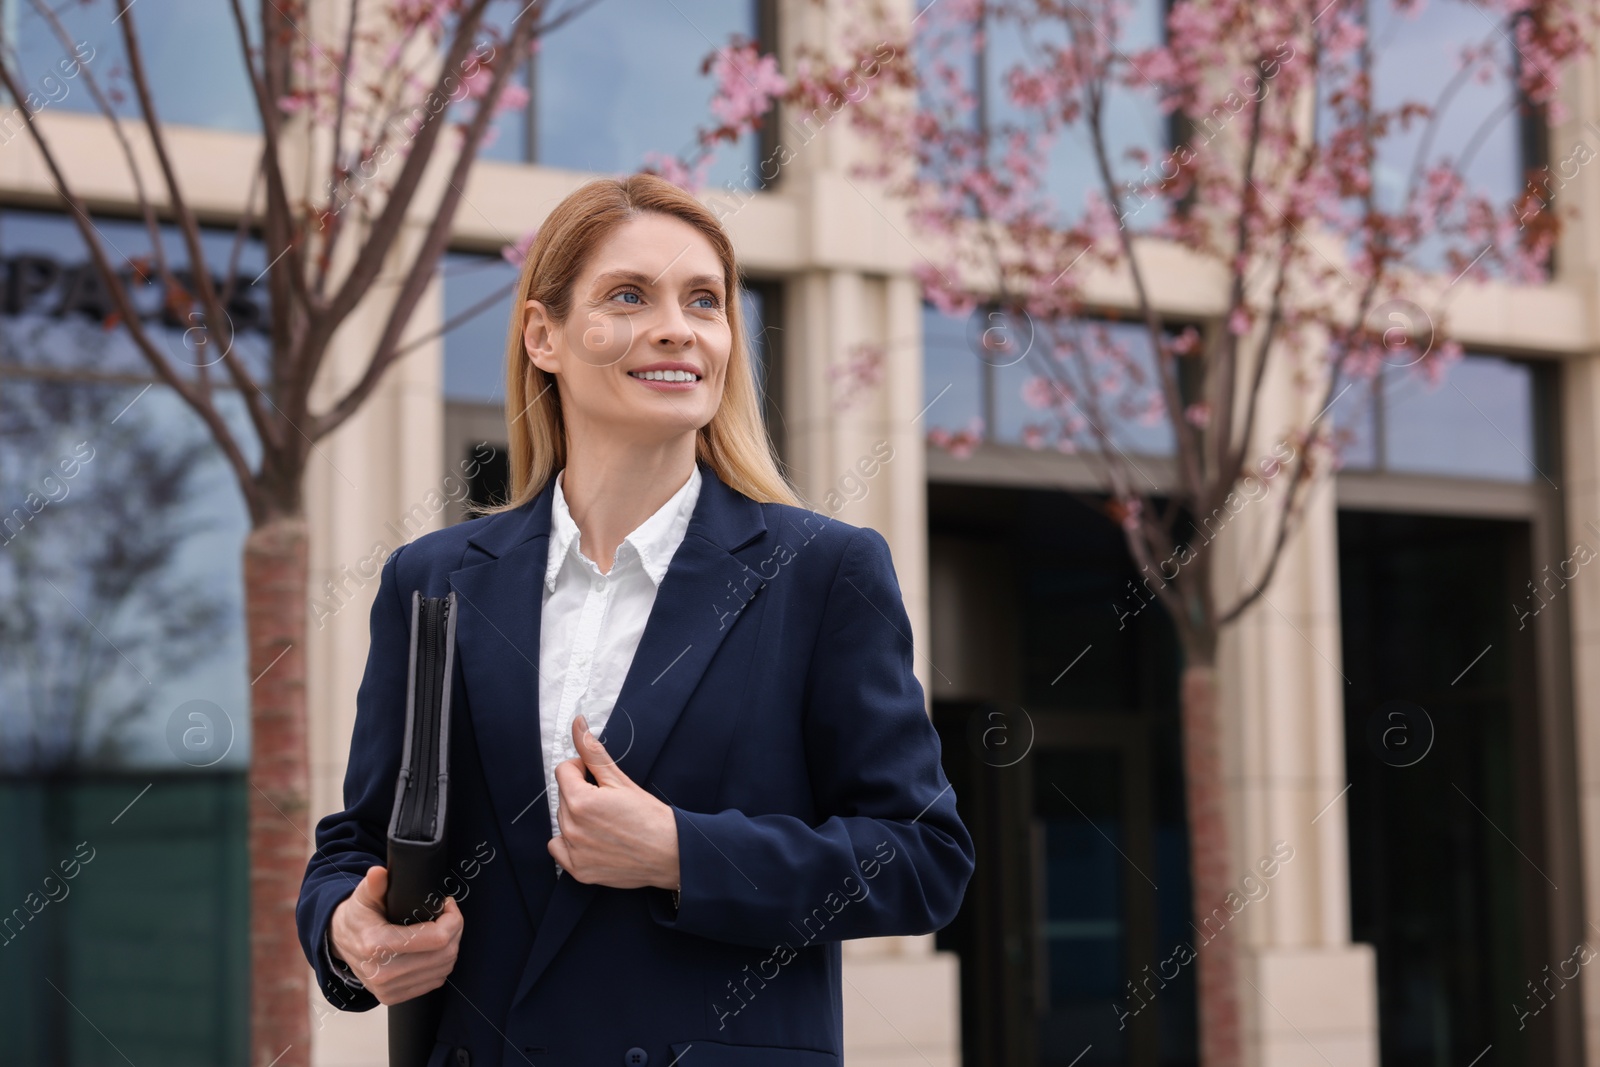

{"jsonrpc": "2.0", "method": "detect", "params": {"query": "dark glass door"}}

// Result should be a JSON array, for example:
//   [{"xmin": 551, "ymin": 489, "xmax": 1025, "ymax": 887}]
[
  {"xmin": 936, "ymin": 706, "xmax": 1197, "ymax": 1067},
  {"xmin": 1339, "ymin": 511, "xmax": 1555, "ymax": 1067}
]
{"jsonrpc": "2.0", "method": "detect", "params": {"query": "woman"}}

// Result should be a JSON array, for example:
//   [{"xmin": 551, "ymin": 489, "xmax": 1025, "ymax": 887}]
[{"xmin": 296, "ymin": 173, "xmax": 975, "ymax": 1066}]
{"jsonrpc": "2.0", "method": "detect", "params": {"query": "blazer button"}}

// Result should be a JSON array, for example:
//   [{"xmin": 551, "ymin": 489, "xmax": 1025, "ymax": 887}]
[
  {"xmin": 454, "ymin": 1050, "xmax": 471, "ymax": 1067},
  {"xmin": 624, "ymin": 1048, "xmax": 648, "ymax": 1066}
]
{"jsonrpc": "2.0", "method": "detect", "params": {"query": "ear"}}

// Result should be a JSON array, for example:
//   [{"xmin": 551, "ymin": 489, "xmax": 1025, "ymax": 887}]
[{"xmin": 524, "ymin": 298, "xmax": 561, "ymax": 375}]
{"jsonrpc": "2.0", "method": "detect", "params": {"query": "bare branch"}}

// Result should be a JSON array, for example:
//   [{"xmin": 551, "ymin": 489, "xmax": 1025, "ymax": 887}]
[
  {"xmin": 1209, "ymin": 58, "xmax": 1270, "ymax": 501},
  {"xmin": 1080, "ymin": 45, "xmax": 1206, "ymax": 505},
  {"xmin": 229, "ymin": 0, "xmax": 309, "ymax": 385},
  {"xmin": 115, "ymin": 0, "xmax": 276, "ymax": 449},
  {"xmin": 312, "ymin": 0, "xmax": 497, "ymax": 336},
  {"xmin": 311, "ymin": 4, "xmax": 542, "ymax": 439},
  {"xmin": 0, "ymin": 53, "xmax": 258, "ymax": 515}
]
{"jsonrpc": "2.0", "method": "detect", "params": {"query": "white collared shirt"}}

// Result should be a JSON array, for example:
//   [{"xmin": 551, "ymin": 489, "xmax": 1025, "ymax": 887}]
[{"xmin": 539, "ymin": 462, "xmax": 703, "ymax": 856}]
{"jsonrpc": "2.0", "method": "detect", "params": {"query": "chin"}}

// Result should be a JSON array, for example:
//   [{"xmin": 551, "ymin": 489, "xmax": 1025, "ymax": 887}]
[{"xmin": 619, "ymin": 408, "xmax": 716, "ymax": 440}]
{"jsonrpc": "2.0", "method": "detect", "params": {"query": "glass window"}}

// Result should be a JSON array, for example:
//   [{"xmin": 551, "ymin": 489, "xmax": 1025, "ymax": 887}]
[
  {"xmin": 923, "ymin": 300, "xmax": 1177, "ymax": 457},
  {"xmin": 1368, "ymin": 0, "xmax": 1523, "ymax": 215},
  {"xmin": 442, "ymin": 252, "xmax": 522, "ymax": 405},
  {"xmin": 741, "ymin": 280, "xmax": 784, "ymax": 450},
  {"xmin": 1330, "ymin": 353, "xmax": 1542, "ymax": 482},
  {"xmin": 1383, "ymin": 354, "xmax": 1538, "ymax": 481},
  {"xmin": 0, "ymin": 209, "xmax": 260, "ymax": 1061},
  {"xmin": 480, "ymin": 0, "xmax": 767, "ymax": 191},
  {"xmin": 911, "ymin": 0, "xmax": 982, "ymax": 195},
  {"xmin": 0, "ymin": 210, "xmax": 273, "ymax": 385},
  {"xmin": 0, "ymin": 210, "xmax": 263, "ymax": 773},
  {"xmin": 985, "ymin": 3, "xmax": 1169, "ymax": 228},
  {"xmin": 912, "ymin": 0, "xmax": 1170, "ymax": 227},
  {"xmin": 8, "ymin": 0, "xmax": 259, "ymax": 133},
  {"xmin": 1317, "ymin": 0, "xmax": 1531, "ymax": 275},
  {"xmin": 921, "ymin": 301, "xmax": 986, "ymax": 439},
  {"xmin": 0, "ymin": 775, "xmax": 249, "ymax": 1063},
  {"xmin": 1330, "ymin": 375, "xmax": 1380, "ymax": 471},
  {"xmin": 993, "ymin": 318, "xmax": 1175, "ymax": 456}
]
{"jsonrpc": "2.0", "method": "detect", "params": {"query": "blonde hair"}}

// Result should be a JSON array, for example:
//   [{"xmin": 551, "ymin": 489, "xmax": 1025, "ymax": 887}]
[{"xmin": 482, "ymin": 172, "xmax": 800, "ymax": 514}]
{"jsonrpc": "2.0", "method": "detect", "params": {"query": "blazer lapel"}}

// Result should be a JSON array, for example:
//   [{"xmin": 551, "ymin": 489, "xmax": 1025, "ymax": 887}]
[
  {"xmin": 451, "ymin": 460, "xmax": 771, "ymax": 1012},
  {"xmin": 449, "ymin": 479, "xmax": 561, "ymax": 933}
]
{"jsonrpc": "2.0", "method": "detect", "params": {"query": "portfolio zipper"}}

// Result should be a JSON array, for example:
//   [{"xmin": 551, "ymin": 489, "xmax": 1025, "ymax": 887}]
[{"xmin": 397, "ymin": 594, "xmax": 450, "ymax": 842}]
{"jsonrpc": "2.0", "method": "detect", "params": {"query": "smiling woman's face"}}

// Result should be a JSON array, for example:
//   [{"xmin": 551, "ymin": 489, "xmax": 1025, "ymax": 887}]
[{"xmin": 523, "ymin": 211, "xmax": 732, "ymax": 449}]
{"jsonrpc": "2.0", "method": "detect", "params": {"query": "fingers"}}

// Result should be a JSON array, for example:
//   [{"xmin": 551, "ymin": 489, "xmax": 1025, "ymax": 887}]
[
  {"xmin": 334, "ymin": 890, "xmax": 464, "ymax": 1005},
  {"xmin": 572, "ymin": 716, "xmax": 628, "ymax": 785},
  {"xmin": 352, "ymin": 864, "xmax": 388, "ymax": 913},
  {"xmin": 552, "ymin": 755, "xmax": 591, "ymax": 798}
]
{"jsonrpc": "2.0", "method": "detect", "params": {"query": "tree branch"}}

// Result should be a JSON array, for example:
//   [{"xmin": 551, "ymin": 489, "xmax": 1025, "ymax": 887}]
[
  {"xmin": 311, "ymin": 3, "xmax": 540, "ymax": 439},
  {"xmin": 0, "ymin": 54, "xmax": 259, "ymax": 516}
]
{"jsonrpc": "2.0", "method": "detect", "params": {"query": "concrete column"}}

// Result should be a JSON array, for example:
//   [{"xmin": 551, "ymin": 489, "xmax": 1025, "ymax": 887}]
[
  {"xmin": 1212, "ymin": 364, "xmax": 1379, "ymax": 1067},
  {"xmin": 305, "ymin": 222, "xmax": 447, "ymax": 1066},
  {"xmin": 1562, "ymin": 353, "xmax": 1600, "ymax": 1066}
]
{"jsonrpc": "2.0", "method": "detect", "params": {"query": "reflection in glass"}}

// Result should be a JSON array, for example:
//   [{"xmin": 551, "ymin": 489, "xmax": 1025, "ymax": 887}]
[
  {"xmin": 0, "ymin": 210, "xmax": 273, "ymax": 385},
  {"xmin": 1330, "ymin": 354, "xmax": 1538, "ymax": 482},
  {"xmin": 1383, "ymin": 354, "xmax": 1535, "ymax": 481},
  {"xmin": 1034, "ymin": 750, "xmax": 1128, "ymax": 1062},
  {"xmin": 1315, "ymin": 0, "xmax": 1528, "ymax": 274},
  {"xmin": 994, "ymin": 319, "xmax": 1175, "ymax": 457},
  {"xmin": 1, "ymin": 210, "xmax": 264, "ymax": 771},
  {"xmin": 1367, "ymin": 0, "xmax": 1522, "ymax": 214},
  {"xmin": 481, "ymin": 0, "xmax": 763, "ymax": 188},
  {"xmin": 985, "ymin": 3, "xmax": 1169, "ymax": 228},
  {"xmin": 0, "ymin": 382, "xmax": 257, "ymax": 773},
  {"xmin": 11, "ymin": 0, "xmax": 259, "ymax": 133},
  {"xmin": 911, "ymin": 0, "xmax": 1169, "ymax": 226},
  {"xmin": 922, "ymin": 302, "xmax": 986, "ymax": 439},
  {"xmin": 442, "ymin": 253, "xmax": 522, "ymax": 404}
]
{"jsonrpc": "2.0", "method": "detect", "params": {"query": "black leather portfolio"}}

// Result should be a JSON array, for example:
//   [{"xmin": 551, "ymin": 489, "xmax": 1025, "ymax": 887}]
[{"xmin": 386, "ymin": 590, "xmax": 458, "ymax": 1067}]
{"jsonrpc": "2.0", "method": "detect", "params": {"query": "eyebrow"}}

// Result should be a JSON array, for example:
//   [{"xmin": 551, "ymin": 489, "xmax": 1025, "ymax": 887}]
[{"xmin": 592, "ymin": 269, "xmax": 725, "ymax": 291}]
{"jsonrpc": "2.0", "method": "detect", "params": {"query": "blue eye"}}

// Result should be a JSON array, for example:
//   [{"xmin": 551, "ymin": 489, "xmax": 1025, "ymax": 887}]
[
  {"xmin": 612, "ymin": 287, "xmax": 643, "ymax": 304},
  {"xmin": 693, "ymin": 295, "xmax": 720, "ymax": 309}
]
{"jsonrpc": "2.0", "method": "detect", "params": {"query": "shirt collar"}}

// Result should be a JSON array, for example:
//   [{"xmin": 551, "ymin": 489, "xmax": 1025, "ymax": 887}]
[{"xmin": 544, "ymin": 463, "xmax": 703, "ymax": 593}]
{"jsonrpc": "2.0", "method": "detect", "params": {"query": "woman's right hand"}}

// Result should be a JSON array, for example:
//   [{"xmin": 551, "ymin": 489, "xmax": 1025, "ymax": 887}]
[{"xmin": 329, "ymin": 865, "xmax": 464, "ymax": 1005}]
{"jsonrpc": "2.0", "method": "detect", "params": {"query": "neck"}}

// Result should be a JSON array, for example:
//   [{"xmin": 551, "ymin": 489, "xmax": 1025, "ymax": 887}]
[{"xmin": 559, "ymin": 435, "xmax": 698, "ymax": 574}]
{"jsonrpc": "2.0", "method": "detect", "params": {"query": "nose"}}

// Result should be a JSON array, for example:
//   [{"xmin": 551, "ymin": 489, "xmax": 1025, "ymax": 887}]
[{"xmin": 647, "ymin": 302, "xmax": 695, "ymax": 349}]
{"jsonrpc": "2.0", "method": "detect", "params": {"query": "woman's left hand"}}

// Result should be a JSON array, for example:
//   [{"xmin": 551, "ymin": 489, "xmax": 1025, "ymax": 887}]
[{"xmin": 548, "ymin": 715, "xmax": 681, "ymax": 891}]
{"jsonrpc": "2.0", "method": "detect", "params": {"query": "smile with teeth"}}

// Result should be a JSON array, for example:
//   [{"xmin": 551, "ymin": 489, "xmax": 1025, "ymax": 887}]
[{"xmin": 628, "ymin": 369, "xmax": 701, "ymax": 382}]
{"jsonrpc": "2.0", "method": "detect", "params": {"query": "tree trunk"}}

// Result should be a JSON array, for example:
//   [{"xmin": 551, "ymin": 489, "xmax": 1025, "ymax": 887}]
[
  {"xmin": 244, "ymin": 515, "xmax": 311, "ymax": 1067},
  {"xmin": 1182, "ymin": 662, "xmax": 1243, "ymax": 1067}
]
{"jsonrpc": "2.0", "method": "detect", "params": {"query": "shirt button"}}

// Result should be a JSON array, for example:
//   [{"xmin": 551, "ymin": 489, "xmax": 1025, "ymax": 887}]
[
  {"xmin": 594, "ymin": 575, "xmax": 609, "ymax": 592},
  {"xmin": 624, "ymin": 1049, "xmax": 648, "ymax": 1066}
]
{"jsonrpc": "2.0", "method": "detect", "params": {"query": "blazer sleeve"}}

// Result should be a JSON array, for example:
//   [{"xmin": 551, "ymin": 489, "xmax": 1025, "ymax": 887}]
[
  {"xmin": 294, "ymin": 544, "xmax": 413, "ymax": 1011},
  {"xmin": 649, "ymin": 525, "xmax": 976, "ymax": 947}
]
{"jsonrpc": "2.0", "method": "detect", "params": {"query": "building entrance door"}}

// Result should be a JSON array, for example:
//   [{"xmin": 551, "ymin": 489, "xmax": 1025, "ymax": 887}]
[{"xmin": 934, "ymin": 703, "xmax": 1197, "ymax": 1067}]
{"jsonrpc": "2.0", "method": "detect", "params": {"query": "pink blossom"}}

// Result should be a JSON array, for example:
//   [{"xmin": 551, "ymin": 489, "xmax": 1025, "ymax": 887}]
[
  {"xmin": 1022, "ymin": 375, "xmax": 1057, "ymax": 410},
  {"xmin": 709, "ymin": 44, "xmax": 787, "ymax": 129},
  {"xmin": 641, "ymin": 150, "xmax": 713, "ymax": 193},
  {"xmin": 496, "ymin": 83, "xmax": 530, "ymax": 115}
]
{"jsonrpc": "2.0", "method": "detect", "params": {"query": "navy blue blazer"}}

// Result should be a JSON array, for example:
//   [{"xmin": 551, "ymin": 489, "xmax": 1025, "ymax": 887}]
[{"xmin": 296, "ymin": 458, "xmax": 975, "ymax": 1066}]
